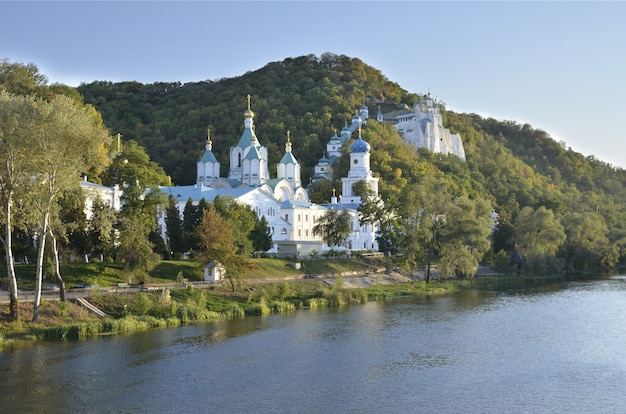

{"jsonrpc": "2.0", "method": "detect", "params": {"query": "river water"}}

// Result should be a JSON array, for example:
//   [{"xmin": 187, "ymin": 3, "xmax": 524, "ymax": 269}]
[{"xmin": 1, "ymin": 277, "xmax": 626, "ymax": 413}]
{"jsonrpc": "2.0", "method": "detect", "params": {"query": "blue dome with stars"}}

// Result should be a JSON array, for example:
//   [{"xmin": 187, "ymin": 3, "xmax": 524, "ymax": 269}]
[{"xmin": 350, "ymin": 136, "xmax": 370, "ymax": 153}]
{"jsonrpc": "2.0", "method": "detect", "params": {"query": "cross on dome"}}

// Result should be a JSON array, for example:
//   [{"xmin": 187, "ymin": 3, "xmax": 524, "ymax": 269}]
[{"xmin": 244, "ymin": 94, "xmax": 254, "ymax": 119}]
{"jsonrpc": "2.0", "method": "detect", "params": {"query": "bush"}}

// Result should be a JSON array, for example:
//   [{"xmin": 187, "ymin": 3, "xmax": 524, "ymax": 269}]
[
  {"xmin": 224, "ymin": 302, "xmax": 245, "ymax": 318},
  {"xmin": 244, "ymin": 303, "xmax": 271, "ymax": 316}
]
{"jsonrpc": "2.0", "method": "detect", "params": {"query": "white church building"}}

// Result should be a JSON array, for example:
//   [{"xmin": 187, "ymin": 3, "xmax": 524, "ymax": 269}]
[
  {"xmin": 379, "ymin": 93, "xmax": 466, "ymax": 160},
  {"xmin": 156, "ymin": 96, "xmax": 379, "ymax": 256}
]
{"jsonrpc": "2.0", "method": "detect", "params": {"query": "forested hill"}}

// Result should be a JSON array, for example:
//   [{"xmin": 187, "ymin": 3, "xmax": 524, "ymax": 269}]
[
  {"xmin": 78, "ymin": 53, "xmax": 418, "ymax": 186},
  {"xmin": 77, "ymin": 53, "xmax": 626, "ymax": 255}
]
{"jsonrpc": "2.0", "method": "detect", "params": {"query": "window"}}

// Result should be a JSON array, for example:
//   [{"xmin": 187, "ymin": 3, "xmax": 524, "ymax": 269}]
[
  {"xmin": 298, "ymin": 214, "xmax": 301, "ymax": 222},
  {"xmin": 285, "ymin": 214, "xmax": 289, "ymax": 221},
  {"xmin": 298, "ymin": 229, "xmax": 301, "ymax": 237},
  {"xmin": 281, "ymin": 228, "xmax": 287, "ymax": 235}
]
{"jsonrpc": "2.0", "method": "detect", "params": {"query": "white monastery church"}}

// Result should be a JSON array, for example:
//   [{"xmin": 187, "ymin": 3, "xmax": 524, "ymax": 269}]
[
  {"xmin": 378, "ymin": 93, "xmax": 466, "ymax": 160},
  {"xmin": 156, "ymin": 96, "xmax": 379, "ymax": 256},
  {"xmin": 82, "ymin": 94, "xmax": 464, "ymax": 257}
]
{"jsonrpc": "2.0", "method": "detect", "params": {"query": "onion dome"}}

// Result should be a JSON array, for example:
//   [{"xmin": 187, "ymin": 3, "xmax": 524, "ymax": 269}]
[
  {"xmin": 244, "ymin": 94, "xmax": 254, "ymax": 119},
  {"xmin": 350, "ymin": 135, "xmax": 370, "ymax": 153}
]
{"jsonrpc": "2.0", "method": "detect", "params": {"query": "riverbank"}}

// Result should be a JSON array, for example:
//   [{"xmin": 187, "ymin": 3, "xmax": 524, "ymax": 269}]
[{"xmin": 0, "ymin": 266, "xmax": 578, "ymax": 348}]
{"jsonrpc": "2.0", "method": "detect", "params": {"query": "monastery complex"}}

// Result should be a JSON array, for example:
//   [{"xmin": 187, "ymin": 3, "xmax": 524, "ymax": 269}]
[{"xmin": 81, "ymin": 94, "xmax": 464, "ymax": 257}]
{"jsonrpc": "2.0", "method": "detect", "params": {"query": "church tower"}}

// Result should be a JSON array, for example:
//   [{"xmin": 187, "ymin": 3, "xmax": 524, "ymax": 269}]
[
  {"xmin": 197, "ymin": 128, "xmax": 220, "ymax": 186},
  {"xmin": 277, "ymin": 130, "xmax": 302, "ymax": 188},
  {"xmin": 341, "ymin": 128, "xmax": 379, "ymax": 204},
  {"xmin": 376, "ymin": 106, "xmax": 383, "ymax": 122},
  {"xmin": 228, "ymin": 95, "xmax": 270, "ymax": 185}
]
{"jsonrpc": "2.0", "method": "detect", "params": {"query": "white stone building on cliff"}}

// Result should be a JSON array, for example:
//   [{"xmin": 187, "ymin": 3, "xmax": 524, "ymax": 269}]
[{"xmin": 381, "ymin": 93, "xmax": 466, "ymax": 160}]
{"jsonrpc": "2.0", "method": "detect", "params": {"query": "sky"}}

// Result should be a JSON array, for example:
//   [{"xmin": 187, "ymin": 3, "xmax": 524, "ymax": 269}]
[{"xmin": 2, "ymin": 1, "xmax": 626, "ymax": 168}]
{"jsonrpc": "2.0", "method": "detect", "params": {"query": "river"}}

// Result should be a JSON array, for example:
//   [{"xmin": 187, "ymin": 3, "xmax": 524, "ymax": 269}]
[{"xmin": 1, "ymin": 276, "xmax": 626, "ymax": 413}]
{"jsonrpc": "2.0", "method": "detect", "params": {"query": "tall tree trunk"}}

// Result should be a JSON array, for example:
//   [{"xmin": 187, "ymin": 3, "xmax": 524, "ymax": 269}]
[
  {"xmin": 32, "ymin": 212, "xmax": 49, "ymax": 322},
  {"xmin": 2, "ymin": 195, "xmax": 19, "ymax": 321},
  {"xmin": 48, "ymin": 227, "xmax": 66, "ymax": 302}
]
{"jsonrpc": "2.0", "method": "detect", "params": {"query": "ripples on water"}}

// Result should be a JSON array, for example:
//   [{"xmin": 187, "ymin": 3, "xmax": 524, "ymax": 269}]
[{"xmin": 1, "ymin": 277, "xmax": 626, "ymax": 413}]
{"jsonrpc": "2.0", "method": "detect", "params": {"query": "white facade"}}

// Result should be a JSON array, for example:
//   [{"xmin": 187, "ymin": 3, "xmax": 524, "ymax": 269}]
[
  {"xmin": 388, "ymin": 93, "xmax": 466, "ymax": 161},
  {"xmin": 79, "ymin": 178, "xmax": 122, "ymax": 220},
  {"xmin": 160, "ymin": 97, "xmax": 380, "ymax": 254},
  {"xmin": 340, "ymin": 132, "xmax": 379, "ymax": 204}
]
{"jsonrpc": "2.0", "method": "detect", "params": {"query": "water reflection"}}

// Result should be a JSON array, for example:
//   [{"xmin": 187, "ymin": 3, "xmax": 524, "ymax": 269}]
[{"xmin": 2, "ymin": 278, "xmax": 626, "ymax": 413}]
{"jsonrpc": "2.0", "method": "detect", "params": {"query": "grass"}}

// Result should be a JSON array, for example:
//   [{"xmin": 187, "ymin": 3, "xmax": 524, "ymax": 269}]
[
  {"xmin": 1, "ymin": 256, "xmax": 576, "ymax": 345},
  {"xmin": 0, "ymin": 256, "xmax": 387, "ymax": 290}
]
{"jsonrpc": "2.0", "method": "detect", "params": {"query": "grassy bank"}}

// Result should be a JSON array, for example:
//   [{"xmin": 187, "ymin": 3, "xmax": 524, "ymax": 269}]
[
  {"xmin": 0, "ymin": 256, "xmax": 385, "ymax": 290},
  {"xmin": 0, "ymin": 258, "xmax": 575, "ymax": 347}
]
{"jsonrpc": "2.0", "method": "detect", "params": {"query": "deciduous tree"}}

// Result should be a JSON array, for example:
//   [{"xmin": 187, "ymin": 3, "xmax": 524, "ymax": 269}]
[
  {"xmin": 313, "ymin": 209, "xmax": 351, "ymax": 248},
  {"xmin": 195, "ymin": 207, "xmax": 255, "ymax": 292}
]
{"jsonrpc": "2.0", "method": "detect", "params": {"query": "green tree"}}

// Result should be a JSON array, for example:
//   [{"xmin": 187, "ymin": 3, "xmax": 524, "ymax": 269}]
[
  {"xmin": 0, "ymin": 91, "xmax": 110, "ymax": 321},
  {"xmin": 402, "ymin": 177, "xmax": 451, "ymax": 283},
  {"xmin": 251, "ymin": 215, "xmax": 273, "ymax": 253},
  {"xmin": 86, "ymin": 196, "xmax": 116, "ymax": 261},
  {"xmin": 438, "ymin": 196, "xmax": 493, "ymax": 279},
  {"xmin": 182, "ymin": 197, "xmax": 197, "ymax": 252},
  {"xmin": 105, "ymin": 140, "xmax": 170, "ymax": 275},
  {"xmin": 116, "ymin": 214, "xmax": 160, "ymax": 279},
  {"xmin": 313, "ymin": 209, "xmax": 351, "ymax": 248},
  {"xmin": 212, "ymin": 196, "xmax": 257, "ymax": 256},
  {"xmin": 57, "ymin": 188, "xmax": 89, "ymax": 261},
  {"xmin": 195, "ymin": 207, "xmax": 255, "ymax": 292},
  {"xmin": 27, "ymin": 94, "xmax": 111, "ymax": 321},
  {"xmin": 0, "ymin": 92, "xmax": 37, "ymax": 320},
  {"xmin": 560, "ymin": 212, "xmax": 614, "ymax": 271},
  {"xmin": 164, "ymin": 195, "xmax": 185, "ymax": 256},
  {"xmin": 514, "ymin": 206, "xmax": 566, "ymax": 274},
  {"xmin": 0, "ymin": 59, "xmax": 48, "ymax": 97},
  {"xmin": 105, "ymin": 140, "xmax": 170, "ymax": 214}
]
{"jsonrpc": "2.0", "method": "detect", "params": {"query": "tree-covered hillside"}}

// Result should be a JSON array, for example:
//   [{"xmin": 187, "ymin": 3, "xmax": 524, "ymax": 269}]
[
  {"xmin": 76, "ymin": 53, "xmax": 626, "ymax": 272},
  {"xmin": 77, "ymin": 53, "xmax": 418, "ymax": 185}
]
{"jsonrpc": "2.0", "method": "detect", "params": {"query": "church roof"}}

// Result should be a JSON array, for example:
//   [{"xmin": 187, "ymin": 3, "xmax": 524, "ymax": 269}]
[
  {"xmin": 382, "ymin": 108, "xmax": 413, "ymax": 120},
  {"xmin": 264, "ymin": 178, "xmax": 284, "ymax": 190},
  {"xmin": 350, "ymin": 136, "xmax": 370, "ymax": 153},
  {"xmin": 317, "ymin": 154, "xmax": 330, "ymax": 164},
  {"xmin": 235, "ymin": 127, "xmax": 257, "ymax": 149},
  {"xmin": 199, "ymin": 149, "xmax": 218, "ymax": 164},
  {"xmin": 279, "ymin": 151, "xmax": 298, "ymax": 165},
  {"xmin": 160, "ymin": 185, "xmax": 257, "ymax": 203},
  {"xmin": 349, "ymin": 119, "xmax": 360, "ymax": 132},
  {"xmin": 244, "ymin": 145, "xmax": 263, "ymax": 161},
  {"xmin": 322, "ymin": 202, "xmax": 360, "ymax": 211},
  {"xmin": 280, "ymin": 199, "xmax": 326, "ymax": 210}
]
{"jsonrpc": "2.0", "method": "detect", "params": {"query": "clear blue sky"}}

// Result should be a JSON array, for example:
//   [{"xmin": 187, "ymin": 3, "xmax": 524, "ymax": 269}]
[{"xmin": 3, "ymin": 1, "xmax": 625, "ymax": 168}]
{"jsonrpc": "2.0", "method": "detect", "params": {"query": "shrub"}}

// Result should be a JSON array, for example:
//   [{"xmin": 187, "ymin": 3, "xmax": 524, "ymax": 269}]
[
  {"xmin": 224, "ymin": 302, "xmax": 245, "ymax": 318},
  {"xmin": 244, "ymin": 303, "xmax": 271, "ymax": 316},
  {"xmin": 270, "ymin": 300, "xmax": 296, "ymax": 313}
]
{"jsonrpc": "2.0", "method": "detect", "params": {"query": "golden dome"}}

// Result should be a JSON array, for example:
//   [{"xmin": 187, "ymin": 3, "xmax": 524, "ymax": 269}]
[{"xmin": 244, "ymin": 94, "xmax": 254, "ymax": 118}]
